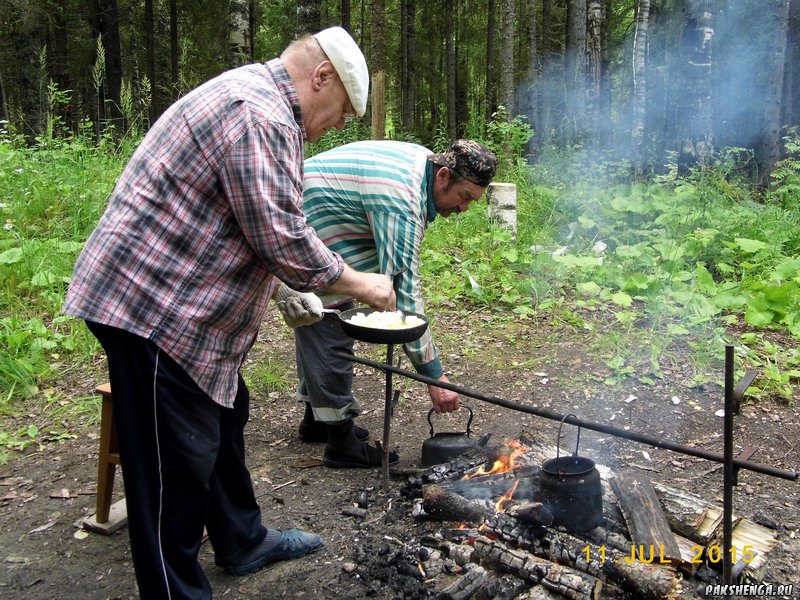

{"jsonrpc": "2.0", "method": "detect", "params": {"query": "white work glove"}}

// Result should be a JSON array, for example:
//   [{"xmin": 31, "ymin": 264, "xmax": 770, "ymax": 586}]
[{"xmin": 275, "ymin": 284, "xmax": 324, "ymax": 328}]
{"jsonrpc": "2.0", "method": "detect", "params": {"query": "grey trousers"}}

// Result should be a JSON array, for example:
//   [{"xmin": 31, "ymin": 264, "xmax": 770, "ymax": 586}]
[{"xmin": 294, "ymin": 302, "xmax": 362, "ymax": 424}]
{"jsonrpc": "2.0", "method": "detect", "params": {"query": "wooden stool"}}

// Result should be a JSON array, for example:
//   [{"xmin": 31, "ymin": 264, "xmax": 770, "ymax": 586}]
[{"xmin": 82, "ymin": 382, "xmax": 127, "ymax": 534}]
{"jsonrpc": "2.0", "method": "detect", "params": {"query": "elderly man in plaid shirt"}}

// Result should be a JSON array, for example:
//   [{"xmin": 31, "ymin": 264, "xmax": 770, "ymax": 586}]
[{"xmin": 63, "ymin": 27, "xmax": 393, "ymax": 600}]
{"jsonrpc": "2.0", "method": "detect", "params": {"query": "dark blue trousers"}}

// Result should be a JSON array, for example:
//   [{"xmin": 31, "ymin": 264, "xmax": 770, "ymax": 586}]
[{"xmin": 87, "ymin": 321, "xmax": 265, "ymax": 600}]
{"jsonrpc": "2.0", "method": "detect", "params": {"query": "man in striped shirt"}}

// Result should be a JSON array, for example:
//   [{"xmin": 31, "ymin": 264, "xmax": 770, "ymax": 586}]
[
  {"xmin": 63, "ymin": 27, "xmax": 394, "ymax": 600},
  {"xmin": 282, "ymin": 139, "xmax": 497, "ymax": 468}
]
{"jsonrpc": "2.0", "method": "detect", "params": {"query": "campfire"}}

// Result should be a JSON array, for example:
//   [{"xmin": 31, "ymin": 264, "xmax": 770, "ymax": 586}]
[{"xmin": 391, "ymin": 433, "xmax": 779, "ymax": 600}]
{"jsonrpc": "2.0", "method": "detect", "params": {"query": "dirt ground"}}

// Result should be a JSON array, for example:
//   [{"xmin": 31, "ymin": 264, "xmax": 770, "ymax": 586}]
[{"xmin": 1, "ymin": 307, "xmax": 799, "ymax": 599}]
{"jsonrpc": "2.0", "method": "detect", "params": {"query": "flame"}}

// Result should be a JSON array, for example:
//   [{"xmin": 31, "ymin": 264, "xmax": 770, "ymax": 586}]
[
  {"xmin": 463, "ymin": 440, "xmax": 528, "ymax": 478},
  {"xmin": 495, "ymin": 479, "xmax": 519, "ymax": 512}
]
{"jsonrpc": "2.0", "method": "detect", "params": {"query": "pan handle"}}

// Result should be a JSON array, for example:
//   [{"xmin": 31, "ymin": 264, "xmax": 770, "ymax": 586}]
[{"xmin": 555, "ymin": 413, "xmax": 581, "ymax": 462}]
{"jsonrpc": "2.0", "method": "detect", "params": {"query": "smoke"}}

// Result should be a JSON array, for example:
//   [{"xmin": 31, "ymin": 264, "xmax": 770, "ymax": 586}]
[{"xmin": 513, "ymin": 1, "xmax": 788, "ymax": 173}]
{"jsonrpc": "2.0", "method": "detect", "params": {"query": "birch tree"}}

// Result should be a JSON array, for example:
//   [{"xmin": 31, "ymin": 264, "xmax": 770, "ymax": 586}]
[{"xmin": 631, "ymin": 0, "xmax": 650, "ymax": 175}]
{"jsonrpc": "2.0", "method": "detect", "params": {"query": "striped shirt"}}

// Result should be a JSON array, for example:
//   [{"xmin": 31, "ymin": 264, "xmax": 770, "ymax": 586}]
[
  {"xmin": 63, "ymin": 59, "xmax": 344, "ymax": 407},
  {"xmin": 303, "ymin": 141, "xmax": 443, "ymax": 378}
]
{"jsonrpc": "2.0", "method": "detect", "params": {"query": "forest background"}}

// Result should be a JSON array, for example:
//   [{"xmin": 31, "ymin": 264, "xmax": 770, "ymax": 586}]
[{"xmin": 0, "ymin": 0, "xmax": 799, "ymax": 456}]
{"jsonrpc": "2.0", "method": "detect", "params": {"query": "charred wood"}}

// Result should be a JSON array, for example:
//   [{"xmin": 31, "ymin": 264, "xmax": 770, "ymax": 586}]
[
  {"xmin": 342, "ymin": 506, "xmax": 368, "ymax": 519},
  {"xmin": 610, "ymin": 474, "xmax": 683, "ymax": 566},
  {"xmin": 435, "ymin": 565, "xmax": 489, "ymax": 600},
  {"xmin": 484, "ymin": 512, "xmax": 683, "ymax": 600},
  {"xmin": 439, "ymin": 465, "xmax": 541, "ymax": 500},
  {"xmin": 422, "ymin": 484, "xmax": 493, "ymax": 523},
  {"xmin": 473, "ymin": 535, "xmax": 604, "ymax": 599},
  {"xmin": 470, "ymin": 573, "xmax": 530, "ymax": 600},
  {"xmin": 440, "ymin": 540, "xmax": 476, "ymax": 566}
]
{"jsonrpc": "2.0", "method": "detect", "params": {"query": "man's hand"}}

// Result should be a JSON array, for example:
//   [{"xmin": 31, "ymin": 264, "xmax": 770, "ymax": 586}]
[
  {"xmin": 428, "ymin": 375, "xmax": 460, "ymax": 413},
  {"xmin": 275, "ymin": 284, "xmax": 324, "ymax": 328},
  {"xmin": 326, "ymin": 266, "xmax": 396, "ymax": 311}
]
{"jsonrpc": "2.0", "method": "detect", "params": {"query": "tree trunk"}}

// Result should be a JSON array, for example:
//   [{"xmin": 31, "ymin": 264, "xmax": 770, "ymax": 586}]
[
  {"xmin": 296, "ymin": 0, "xmax": 321, "ymax": 36},
  {"xmin": 341, "ymin": 0, "xmax": 351, "ymax": 32},
  {"xmin": 445, "ymin": 0, "xmax": 456, "ymax": 139},
  {"xmin": 526, "ymin": 0, "xmax": 540, "ymax": 147},
  {"xmin": 539, "ymin": 0, "xmax": 555, "ymax": 142},
  {"xmin": 631, "ymin": 0, "xmax": 650, "ymax": 176},
  {"xmin": 371, "ymin": 0, "xmax": 386, "ymax": 138},
  {"xmin": 676, "ymin": 0, "xmax": 714, "ymax": 175},
  {"xmin": 598, "ymin": 0, "xmax": 612, "ymax": 149},
  {"xmin": 586, "ymin": 0, "xmax": 603, "ymax": 153},
  {"xmin": 762, "ymin": 0, "xmax": 792, "ymax": 185},
  {"xmin": 565, "ymin": 0, "xmax": 587, "ymax": 141},
  {"xmin": 170, "ymin": 0, "xmax": 178, "ymax": 101},
  {"xmin": 786, "ymin": 0, "xmax": 800, "ymax": 128},
  {"xmin": 499, "ymin": 0, "xmax": 516, "ymax": 117},
  {"xmin": 229, "ymin": 0, "xmax": 250, "ymax": 66},
  {"xmin": 144, "ymin": 0, "xmax": 157, "ymax": 124},
  {"xmin": 486, "ymin": 0, "xmax": 497, "ymax": 121},
  {"xmin": 89, "ymin": 0, "xmax": 123, "ymax": 134},
  {"xmin": 455, "ymin": 17, "xmax": 468, "ymax": 139},
  {"xmin": 400, "ymin": 0, "xmax": 416, "ymax": 133}
]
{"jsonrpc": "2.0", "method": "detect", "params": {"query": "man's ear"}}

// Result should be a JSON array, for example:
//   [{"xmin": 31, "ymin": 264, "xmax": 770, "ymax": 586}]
[{"xmin": 311, "ymin": 61, "xmax": 337, "ymax": 91}]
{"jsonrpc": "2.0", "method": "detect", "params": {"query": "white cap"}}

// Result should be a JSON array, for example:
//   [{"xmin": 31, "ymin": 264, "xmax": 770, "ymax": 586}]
[{"xmin": 313, "ymin": 26, "xmax": 369, "ymax": 117}]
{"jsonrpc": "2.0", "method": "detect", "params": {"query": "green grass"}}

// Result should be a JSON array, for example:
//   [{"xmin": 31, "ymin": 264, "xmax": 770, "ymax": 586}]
[{"xmin": 1, "ymin": 119, "xmax": 799, "ymax": 463}]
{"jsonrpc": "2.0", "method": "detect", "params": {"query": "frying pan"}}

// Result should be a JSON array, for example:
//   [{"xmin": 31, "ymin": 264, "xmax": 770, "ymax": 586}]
[{"xmin": 326, "ymin": 307, "xmax": 428, "ymax": 344}]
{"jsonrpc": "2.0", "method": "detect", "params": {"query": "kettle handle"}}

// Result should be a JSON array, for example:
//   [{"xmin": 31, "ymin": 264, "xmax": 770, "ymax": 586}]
[
  {"xmin": 555, "ymin": 413, "xmax": 581, "ymax": 463},
  {"xmin": 427, "ymin": 404, "xmax": 474, "ymax": 438}
]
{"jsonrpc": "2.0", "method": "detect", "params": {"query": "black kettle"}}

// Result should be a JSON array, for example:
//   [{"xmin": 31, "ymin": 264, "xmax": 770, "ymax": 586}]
[
  {"xmin": 420, "ymin": 405, "xmax": 478, "ymax": 467},
  {"xmin": 537, "ymin": 414, "xmax": 604, "ymax": 533}
]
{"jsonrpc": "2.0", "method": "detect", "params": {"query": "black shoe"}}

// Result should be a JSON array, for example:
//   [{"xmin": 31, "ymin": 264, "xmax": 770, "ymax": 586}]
[
  {"xmin": 216, "ymin": 528, "xmax": 324, "ymax": 575},
  {"xmin": 322, "ymin": 441, "xmax": 399, "ymax": 469},
  {"xmin": 298, "ymin": 419, "xmax": 369, "ymax": 443}
]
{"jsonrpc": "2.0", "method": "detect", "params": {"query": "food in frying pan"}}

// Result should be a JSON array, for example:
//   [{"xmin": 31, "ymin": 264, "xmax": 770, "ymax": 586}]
[{"xmin": 345, "ymin": 310, "xmax": 424, "ymax": 330}]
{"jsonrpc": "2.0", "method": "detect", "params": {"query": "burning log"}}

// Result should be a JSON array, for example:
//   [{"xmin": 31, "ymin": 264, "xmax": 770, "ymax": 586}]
[
  {"xmin": 610, "ymin": 474, "xmax": 683, "ymax": 567},
  {"xmin": 435, "ymin": 565, "xmax": 489, "ymax": 600},
  {"xmin": 504, "ymin": 500, "xmax": 554, "ymax": 527},
  {"xmin": 473, "ymin": 535, "xmax": 607, "ymax": 599},
  {"xmin": 438, "ymin": 465, "xmax": 541, "ymax": 500},
  {"xmin": 422, "ymin": 484, "xmax": 492, "ymax": 523}
]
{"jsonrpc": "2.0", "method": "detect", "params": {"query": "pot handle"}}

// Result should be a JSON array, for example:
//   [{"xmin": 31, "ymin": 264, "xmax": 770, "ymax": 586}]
[
  {"xmin": 555, "ymin": 413, "xmax": 581, "ymax": 462},
  {"xmin": 427, "ymin": 404, "xmax": 474, "ymax": 438}
]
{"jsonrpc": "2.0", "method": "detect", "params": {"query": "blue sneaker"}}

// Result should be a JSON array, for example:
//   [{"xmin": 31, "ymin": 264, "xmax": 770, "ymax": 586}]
[{"xmin": 218, "ymin": 528, "xmax": 324, "ymax": 575}]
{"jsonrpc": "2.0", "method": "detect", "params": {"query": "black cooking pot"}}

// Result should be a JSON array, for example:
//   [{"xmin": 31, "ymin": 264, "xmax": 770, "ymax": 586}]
[
  {"xmin": 420, "ymin": 405, "xmax": 478, "ymax": 467},
  {"xmin": 335, "ymin": 307, "xmax": 428, "ymax": 345},
  {"xmin": 537, "ymin": 414, "xmax": 603, "ymax": 533}
]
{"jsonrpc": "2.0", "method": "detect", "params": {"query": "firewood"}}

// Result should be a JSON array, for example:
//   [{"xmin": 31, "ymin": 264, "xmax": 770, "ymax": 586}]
[
  {"xmin": 485, "ymin": 512, "xmax": 683, "ymax": 600},
  {"xmin": 650, "ymin": 481, "xmax": 728, "ymax": 545},
  {"xmin": 517, "ymin": 587, "xmax": 567, "ymax": 600},
  {"xmin": 438, "ymin": 465, "xmax": 541, "ymax": 500},
  {"xmin": 473, "ymin": 535, "xmax": 604, "ymax": 599},
  {"xmin": 422, "ymin": 484, "xmax": 492, "ymax": 523},
  {"xmin": 439, "ymin": 540, "xmax": 475, "ymax": 566},
  {"xmin": 504, "ymin": 499, "xmax": 554, "ymax": 526},
  {"xmin": 435, "ymin": 565, "xmax": 489, "ymax": 600},
  {"xmin": 610, "ymin": 474, "xmax": 683, "ymax": 566}
]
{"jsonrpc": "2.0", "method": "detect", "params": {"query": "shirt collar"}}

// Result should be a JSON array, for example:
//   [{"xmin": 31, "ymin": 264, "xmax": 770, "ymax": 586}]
[
  {"xmin": 265, "ymin": 58, "xmax": 307, "ymax": 140},
  {"xmin": 424, "ymin": 160, "xmax": 438, "ymax": 223}
]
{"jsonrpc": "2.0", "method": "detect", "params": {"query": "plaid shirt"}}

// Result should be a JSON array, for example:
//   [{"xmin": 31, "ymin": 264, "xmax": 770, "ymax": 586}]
[{"xmin": 63, "ymin": 59, "xmax": 343, "ymax": 407}]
